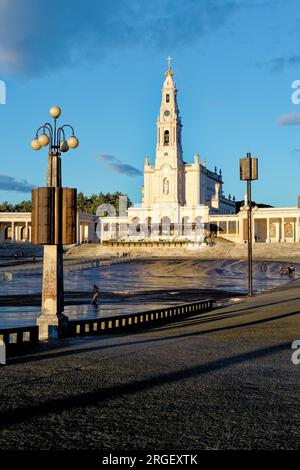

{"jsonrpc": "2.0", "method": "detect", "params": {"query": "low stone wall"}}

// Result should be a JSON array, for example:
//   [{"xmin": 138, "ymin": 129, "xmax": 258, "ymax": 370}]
[
  {"xmin": 0, "ymin": 241, "xmax": 43, "ymax": 258},
  {"xmin": 0, "ymin": 326, "xmax": 38, "ymax": 357},
  {"xmin": 67, "ymin": 299, "xmax": 213, "ymax": 338}
]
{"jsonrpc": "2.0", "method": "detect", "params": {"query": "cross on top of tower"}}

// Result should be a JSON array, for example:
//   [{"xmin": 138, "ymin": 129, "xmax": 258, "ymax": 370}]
[
  {"xmin": 165, "ymin": 56, "xmax": 174, "ymax": 77},
  {"xmin": 166, "ymin": 55, "xmax": 173, "ymax": 70}
]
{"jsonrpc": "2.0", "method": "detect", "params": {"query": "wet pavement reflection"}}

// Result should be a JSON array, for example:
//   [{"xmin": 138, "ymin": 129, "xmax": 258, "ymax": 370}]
[{"xmin": 0, "ymin": 259, "xmax": 296, "ymax": 327}]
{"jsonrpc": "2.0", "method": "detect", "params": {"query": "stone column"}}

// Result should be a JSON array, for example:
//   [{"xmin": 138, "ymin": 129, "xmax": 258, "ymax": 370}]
[
  {"xmin": 25, "ymin": 221, "xmax": 29, "ymax": 241},
  {"xmin": 281, "ymin": 218, "xmax": 285, "ymax": 242},
  {"xmin": 37, "ymin": 153, "xmax": 66, "ymax": 340},
  {"xmin": 296, "ymin": 218, "xmax": 300, "ymax": 242},
  {"xmin": 38, "ymin": 244, "xmax": 64, "ymax": 340},
  {"xmin": 11, "ymin": 221, "xmax": 15, "ymax": 241},
  {"xmin": 266, "ymin": 218, "xmax": 270, "ymax": 243},
  {"xmin": 88, "ymin": 223, "xmax": 92, "ymax": 242},
  {"xmin": 76, "ymin": 213, "xmax": 80, "ymax": 244}
]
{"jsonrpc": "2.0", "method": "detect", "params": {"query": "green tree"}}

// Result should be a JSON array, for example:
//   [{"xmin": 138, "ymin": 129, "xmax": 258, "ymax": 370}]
[
  {"xmin": 14, "ymin": 200, "xmax": 32, "ymax": 212},
  {"xmin": 0, "ymin": 192, "xmax": 133, "ymax": 215},
  {"xmin": 76, "ymin": 191, "xmax": 132, "ymax": 215},
  {"xmin": 0, "ymin": 201, "xmax": 14, "ymax": 212}
]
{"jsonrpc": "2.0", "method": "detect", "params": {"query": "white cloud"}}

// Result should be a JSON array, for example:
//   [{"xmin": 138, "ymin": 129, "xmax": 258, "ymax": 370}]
[
  {"xmin": 0, "ymin": 0, "xmax": 243, "ymax": 77},
  {"xmin": 276, "ymin": 112, "xmax": 300, "ymax": 126}
]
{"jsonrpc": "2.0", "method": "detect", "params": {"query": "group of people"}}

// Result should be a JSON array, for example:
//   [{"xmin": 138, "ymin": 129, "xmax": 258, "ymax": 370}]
[{"xmin": 279, "ymin": 264, "xmax": 295, "ymax": 277}]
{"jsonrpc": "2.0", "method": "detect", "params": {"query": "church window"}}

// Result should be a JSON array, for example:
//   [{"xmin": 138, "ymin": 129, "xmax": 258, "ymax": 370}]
[
  {"xmin": 164, "ymin": 130, "xmax": 169, "ymax": 145},
  {"xmin": 166, "ymin": 94, "xmax": 170, "ymax": 103}
]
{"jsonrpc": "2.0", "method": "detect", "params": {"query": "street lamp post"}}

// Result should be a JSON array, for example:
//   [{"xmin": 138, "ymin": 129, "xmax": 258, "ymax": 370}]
[
  {"xmin": 240, "ymin": 152, "xmax": 258, "ymax": 297},
  {"xmin": 31, "ymin": 106, "xmax": 79, "ymax": 339}
]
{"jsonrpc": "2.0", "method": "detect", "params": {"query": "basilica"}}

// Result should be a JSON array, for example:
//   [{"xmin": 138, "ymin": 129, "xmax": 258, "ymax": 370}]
[
  {"xmin": 100, "ymin": 63, "xmax": 236, "ymax": 242},
  {"xmin": 0, "ymin": 64, "xmax": 299, "ymax": 245}
]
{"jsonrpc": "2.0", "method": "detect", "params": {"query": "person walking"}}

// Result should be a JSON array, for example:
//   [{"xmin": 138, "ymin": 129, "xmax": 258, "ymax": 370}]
[
  {"xmin": 279, "ymin": 265, "xmax": 284, "ymax": 275},
  {"xmin": 91, "ymin": 284, "xmax": 100, "ymax": 305},
  {"xmin": 289, "ymin": 264, "xmax": 295, "ymax": 278}
]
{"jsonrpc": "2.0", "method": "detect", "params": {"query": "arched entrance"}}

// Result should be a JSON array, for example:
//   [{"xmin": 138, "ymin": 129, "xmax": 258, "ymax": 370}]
[
  {"xmin": 182, "ymin": 216, "xmax": 190, "ymax": 236},
  {"xmin": 159, "ymin": 216, "xmax": 171, "ymax": 237},
  {"xmin": 20, "ymin": 226, "xmax": 26, "ymax": 241},
  {"xmin": 130, "ymin": 217, "xmax": 141, "ymax": 237},
  {"xmin": 4, "ymin": 226, "xmax": 12, "ymax": 240}
]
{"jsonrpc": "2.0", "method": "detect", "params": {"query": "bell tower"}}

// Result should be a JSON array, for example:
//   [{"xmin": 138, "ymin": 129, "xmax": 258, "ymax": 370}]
[{"xmin": 155, "ymin": 57, "xmax": 183, "ymax": 170}]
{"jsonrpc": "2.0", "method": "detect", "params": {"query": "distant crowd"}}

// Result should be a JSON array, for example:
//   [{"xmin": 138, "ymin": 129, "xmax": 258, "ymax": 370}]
[{"xmin": 279, "ymin": 264, "xmax": 295, "ymax": 278}]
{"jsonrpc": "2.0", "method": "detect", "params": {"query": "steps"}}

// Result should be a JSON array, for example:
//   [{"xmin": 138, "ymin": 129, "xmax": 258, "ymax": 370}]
[{"xmin": 66, "ymin": 241, "xmax": 300, "ymax": 261}]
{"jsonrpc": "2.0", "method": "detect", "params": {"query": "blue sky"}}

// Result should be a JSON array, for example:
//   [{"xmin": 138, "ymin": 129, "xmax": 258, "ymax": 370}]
[{"xmin": 0, "ymin": 0, "xmax": 300, "ymax": 207}]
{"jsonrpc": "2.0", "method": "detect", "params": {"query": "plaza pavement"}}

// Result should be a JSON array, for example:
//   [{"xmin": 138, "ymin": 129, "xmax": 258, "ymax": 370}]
[{"xmin": 0, "ymin": 278, "xmax": 299, "ymax": 450}]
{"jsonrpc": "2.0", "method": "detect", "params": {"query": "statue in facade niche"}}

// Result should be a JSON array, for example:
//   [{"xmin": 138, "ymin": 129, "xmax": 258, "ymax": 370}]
[{"xmin": 163, "ymin": 178, "xmax": 169, "ymax": 195}]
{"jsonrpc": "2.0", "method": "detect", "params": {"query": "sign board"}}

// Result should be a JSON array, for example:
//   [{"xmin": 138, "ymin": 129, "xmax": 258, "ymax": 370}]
[
  {"xmin": 240, "ymin": 157, "xmax": 258, "ymax": 181},
  {"xmin": 31, "ymin": 187, "xmax": 77, "ymax": 245}
]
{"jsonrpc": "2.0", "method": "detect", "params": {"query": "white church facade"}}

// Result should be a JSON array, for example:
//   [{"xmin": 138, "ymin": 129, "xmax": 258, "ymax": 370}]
[
  {"xmin": 1, "ymin": 63, "xmax": 300, "ymax": 246},
  {"xmin": 101, "ymin": 63, "xmax": 236, "ymax": 242}
]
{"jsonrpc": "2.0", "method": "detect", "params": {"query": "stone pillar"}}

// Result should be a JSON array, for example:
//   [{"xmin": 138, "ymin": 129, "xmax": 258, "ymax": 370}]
[
  {"xmin": 296, "ymin": 218, "xmax": 300, "ymax": 242},
  {"xmin": 38, "ymin": 244, "xmax": 65, "ymax": 340},
  {"xmin": 37, "ymin": 153, "xmax": 66, "ymax": 341},
  {"xmin": 11, "ymin": 221, "xmax": 15, "ymax": 241},
  {"xmin": 76, "ymin": 213, "xmax": 80, "ymax": 244},
  {"xmin": 88, "ymin": 223, "xmax": 92, "ymax": 242},
  {"xmin": 25, "ymin": 221, "xmax": 29, "ymax": 241},
  {"xmin": 281, "ymin": 218, "xmax": 285, "ymax": 242},
  {"xmin": 266, "ymin": 218, "xmax": 270, "ymax": 243}
]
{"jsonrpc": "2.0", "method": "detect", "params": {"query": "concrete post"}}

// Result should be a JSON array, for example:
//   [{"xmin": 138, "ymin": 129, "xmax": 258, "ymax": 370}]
[
  {"xmin": 38, "ymin": 244, "xmax": 65, "ymax": 339},
  {"xmin": 281, "ymin": 217, "xmax": 285, "ymax": 242},
  {"xmin": 76, "ymin": 213, "xmax": 80, "ymax": 244},
  {"xmin": 37, "ymin": 153, "xmax": 66, "ymax": 340},
  {"xmin": 25, "ymin": 221, "xmax": 29, "ymax": 241},
  {"xmin": 11, "ymin": 221, "xmax": 15, "ymax": 241},
  {"xmin": 266, "ymin": 217, "xmax": 270, "ymax": 243}
]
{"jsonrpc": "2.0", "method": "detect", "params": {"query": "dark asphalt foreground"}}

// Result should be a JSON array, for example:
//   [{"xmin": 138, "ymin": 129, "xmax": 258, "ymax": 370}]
[{"xmin": 0, "ymin": 281, "xmax": 299, "ymax": 450}]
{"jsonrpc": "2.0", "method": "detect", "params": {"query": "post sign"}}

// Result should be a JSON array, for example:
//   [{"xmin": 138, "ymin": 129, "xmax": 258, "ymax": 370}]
[{"xmin": 240, "ymin": 157, "xmax": 258, "ymax": 181}]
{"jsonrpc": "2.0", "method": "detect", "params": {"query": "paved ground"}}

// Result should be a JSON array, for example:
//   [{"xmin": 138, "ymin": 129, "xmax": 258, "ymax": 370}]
[{"xmin": 0, "ymin": 279, "xmax": 299, "ymax": 450}]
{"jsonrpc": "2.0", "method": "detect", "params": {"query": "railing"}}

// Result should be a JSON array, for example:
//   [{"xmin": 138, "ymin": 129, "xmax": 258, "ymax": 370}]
[
  {"xmin": 0, "ymin": 300, "xmax": 213, "ymax": 357},
  {"xmin": 67, "ymin": 299, "xmax": 213, "ymax": 338},
  {"xmin": 0, "ymin": 326, "xmax": 38, "ymax": 356}
]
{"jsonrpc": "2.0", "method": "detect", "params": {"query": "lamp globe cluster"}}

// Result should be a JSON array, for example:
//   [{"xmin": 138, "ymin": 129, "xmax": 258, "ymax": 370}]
[{"xmin": 31, "ymin": 105, "xmax": 79, "ymax": 154}]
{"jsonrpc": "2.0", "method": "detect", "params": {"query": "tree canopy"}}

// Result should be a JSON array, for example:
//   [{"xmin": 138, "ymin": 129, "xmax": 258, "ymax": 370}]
[
  {"xmin": 235, "ymin": 200, "xmax": 273, "ymax": 213},
  {"xmin": 0, "ymin": 192, "xmax": 133, "ymax": 215},
  {"xmin": 77, "ymin": 191, "xmax": 133, "ymax": 215},
  {"xmin": 0, "ymin": 200, "xmax": 32, "ymax": 212}
]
